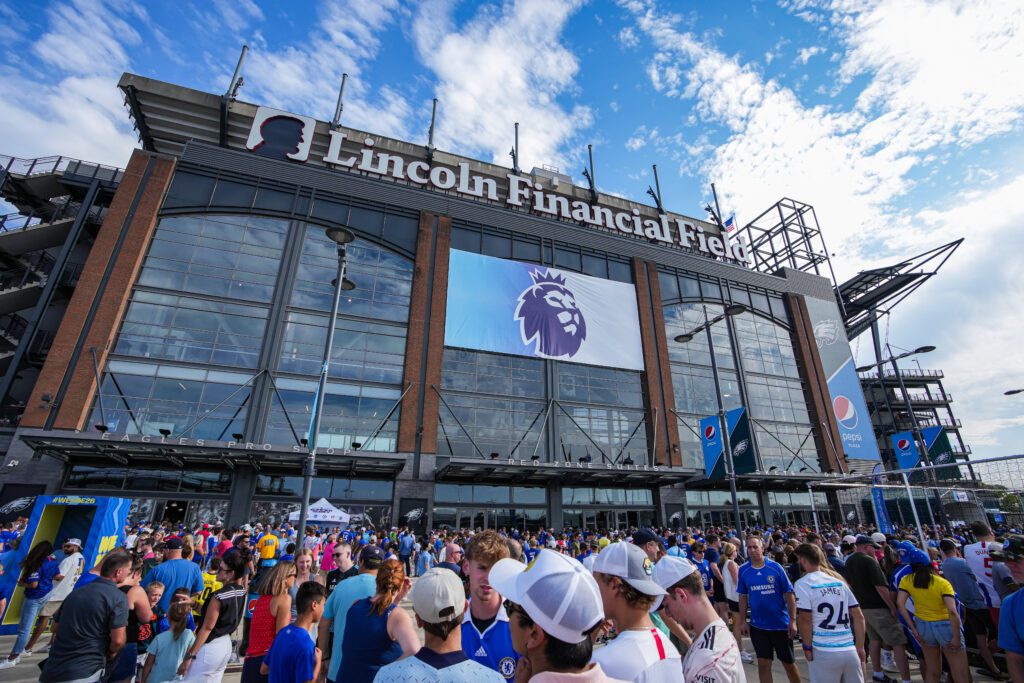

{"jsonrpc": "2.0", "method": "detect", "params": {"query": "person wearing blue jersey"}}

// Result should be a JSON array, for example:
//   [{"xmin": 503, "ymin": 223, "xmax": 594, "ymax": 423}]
[
  {"xmin": 461, "ymin": 530, "xmax": 519, "ymax": 680},
  {"xmin": 737, "ymin": 536, "xmax": 799, "ymax": 683},
  {"xmin": 992, "ymin": 536, "xmax": 1024, "ymax": 683},
  {"xmin": 691, "ymin": 543, "xmax": 714, "ymax": 600},
  {"xmin": 794, "ymin": 543, "xmax": 865, "ymax": 683},
  {"xmin": 318, "ymin": 545, "xmax": 383, "ymax": 683}
]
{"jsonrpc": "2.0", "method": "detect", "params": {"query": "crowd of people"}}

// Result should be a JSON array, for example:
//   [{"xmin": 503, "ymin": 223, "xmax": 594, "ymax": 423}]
[{"xmin": 0, "ymin": 515, "xmax": 1021, "ymax": 682}]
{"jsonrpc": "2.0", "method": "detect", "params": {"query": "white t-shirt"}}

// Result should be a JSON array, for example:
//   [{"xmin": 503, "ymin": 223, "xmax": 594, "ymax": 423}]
[
  {"xmin": 794, "ymin": 570, "xmax": 859, "ymax": 652},
  {"xmin": 47, "ymin": 552, "xmax": 84, "ymax": 603},
  {"xmin": 682, "ymin": 618, "xmax": 745, "ymax": 683},
  {"xmin": 591, "ymin": 628, "xmax": 682, "ymax": 682},
  {"xmin": 963, "ymin": 541, "xmax": 1001, "ymax": 608},
  {"xmin": 723, "ymin": 559, "xmax": 739, "ymax": 602}
]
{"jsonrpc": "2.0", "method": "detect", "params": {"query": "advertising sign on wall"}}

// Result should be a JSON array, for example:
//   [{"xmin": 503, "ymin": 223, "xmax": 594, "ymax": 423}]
[
  {"xmin": 803, "ymin": 297, "xmax": 881, "ymax": 460},
  {"xmin": 445, "ymin": 250, "xmax": 644, "ymax": 371},
  {"xmin": 700, "ymin": 407, "xmax": 755, "ymax": 480},
  {"xmin": 891, "ymin": 431, "xmax": 919, "ymax": 471}
]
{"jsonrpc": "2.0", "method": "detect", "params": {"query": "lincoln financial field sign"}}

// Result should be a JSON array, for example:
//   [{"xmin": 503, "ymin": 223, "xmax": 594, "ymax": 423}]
[{"xmin": 245, "ymin": 106, "xmax": 753, "ymax": 265}]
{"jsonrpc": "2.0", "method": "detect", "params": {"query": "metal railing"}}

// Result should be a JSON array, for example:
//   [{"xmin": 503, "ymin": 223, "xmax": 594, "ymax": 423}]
[
  {"xmin": 0, "ymin": 154, "xmax": 123, "ymax": 184},
  {"xmin": 0, "ymin": 199, "xmax": 79, "ymax": 234},
  {"xmin": 0, "ymin": 267, "xmax": 41, "ymax": 292},
  {"xmin": 903, "ymin": 392, "xmax": 951, "ymax": 403},
  {"xmin": 0, "ymin": 313, "xmax": 28, "ymax": 342},
  {"xmin": 896, "ymin": 417, "xmax": 962, "ymax": 430},
  {"xmin": 858, "ymin": 367, "xmax": 945, "ymax": 380}
]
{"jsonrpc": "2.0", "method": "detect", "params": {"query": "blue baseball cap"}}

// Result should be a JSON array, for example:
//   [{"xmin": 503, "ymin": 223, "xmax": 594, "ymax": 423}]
[
  {"xmin": 895, "ymin": 540, "xmax": 916, "ymax": 560},
  {"xmin": 906, "ymin": 549, "xmax": 932, "ymax": 567}
]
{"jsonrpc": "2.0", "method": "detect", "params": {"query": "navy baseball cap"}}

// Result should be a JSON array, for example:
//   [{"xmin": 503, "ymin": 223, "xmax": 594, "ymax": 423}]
[
  {"xmin": 631, "ymin": 528, "xmax": 660, "ymax": 546},
  {"xmin": 359, "ymin": 545, "xmax": 385, "ymax": 567}
]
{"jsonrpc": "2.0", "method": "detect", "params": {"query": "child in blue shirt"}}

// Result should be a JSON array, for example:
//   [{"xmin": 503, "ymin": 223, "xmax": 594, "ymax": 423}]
[{"xmin": 262, "ymin": 581, "xmax": 326, "ymax": 683}]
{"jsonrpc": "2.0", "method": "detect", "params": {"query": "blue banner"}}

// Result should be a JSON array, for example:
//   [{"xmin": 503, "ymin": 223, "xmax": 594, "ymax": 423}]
[
  {"xmin": 726, "ymin": 407, "xmax": 757, "ymax": 475},
  {"xmin": 700, "ymin": 415, "xmax": 726, "ymax": 480},
  {"xmin": 445, "ymin": 250, "xmax": 644, "ymax": 370},
  {"xmin": 890, "ymin": 431, "xmax": 919, "ymax": 471},
  {"xmin": 871, "ymin": 463, "xmax": 894, "ymax": 534}
]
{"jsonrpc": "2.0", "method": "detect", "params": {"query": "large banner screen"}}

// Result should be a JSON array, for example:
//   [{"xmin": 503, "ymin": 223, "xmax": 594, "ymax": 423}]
[
  {"xmin": 445, "ymin": 250, "xmax": 644, "ymax": 370},
  {"xmin": 804, "ymin": 297, "xmax": 881, "ymax": 460}
]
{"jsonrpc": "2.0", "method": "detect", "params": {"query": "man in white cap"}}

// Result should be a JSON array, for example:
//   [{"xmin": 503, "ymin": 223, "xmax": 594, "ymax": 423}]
[
  {"xmin": 590, "ymin": 542, "xmax": 681, "ymax": 681},
  {"xmin": 652, "ymin": 556, "xmax": 746, "ymax": 683},
  {"xmin": 488, "ymin": 549, "xmax": 627, "ymax": 682},
  {"xmin": 375, "ymin": 567, "xmax": 505, "ymax": 682},
  {"xmin": 24, "ymin": 538, "xmax": 85, "ymax": 655}
]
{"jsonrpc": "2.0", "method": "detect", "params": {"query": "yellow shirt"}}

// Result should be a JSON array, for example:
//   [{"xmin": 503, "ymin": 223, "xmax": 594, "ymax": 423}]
[
  {"xmin": 257, "ymin": 534, "xmax": 278, "ymax": 560},
  {"xmin": 194, "ymin": 571, "xmax": 223, "ymax": 618},
  {"xmin": 898, "ymin": 573, "xmax": 955, "ymax": 622}
]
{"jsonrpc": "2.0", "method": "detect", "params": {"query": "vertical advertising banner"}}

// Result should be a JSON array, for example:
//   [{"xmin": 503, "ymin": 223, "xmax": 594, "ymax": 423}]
[
  {"xmin": 727, "ymin": 407, "xmax": 757, "ymax": 475},
  {"xmin": 803, "ymin": 297, "xmax": 881, "ymax": 460},
  {"xmin": 922, "ymin": 426, "xmax": 962, "ymax": 480},
  {"xmin": 445, "ymin": 250, "xmax": 644, "ymax": 370},
  {"xmin": 700, "ymin": 415, "xmax": 726, "ymax": 480},
  {"xmin": 890, "ymin": 431, "xmax": 919, "ymax": 471},
  {"xmin": 871, "ymin": 463, "xmax": 895, "ymax": 534}
]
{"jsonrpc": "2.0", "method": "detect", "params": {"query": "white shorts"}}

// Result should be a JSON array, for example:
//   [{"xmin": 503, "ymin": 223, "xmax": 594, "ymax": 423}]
[
  {"xmin": 181, "ymin": 635, "xmax": 232, "ymax": 682},
  {"xmin": 808, "ymin": 649, "xmax": 864, "ymax": 683}
]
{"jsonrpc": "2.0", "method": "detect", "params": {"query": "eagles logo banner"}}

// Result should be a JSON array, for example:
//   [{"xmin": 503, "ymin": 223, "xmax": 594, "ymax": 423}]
[{"xmin": 444, "ymin": 250, "xmax": 644, "ymax": 371}]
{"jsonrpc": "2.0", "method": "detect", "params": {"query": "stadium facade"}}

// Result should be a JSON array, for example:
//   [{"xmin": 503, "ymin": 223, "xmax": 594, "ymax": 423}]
[{"xmin": 0, "ymin": 73, "xmax": 890, "ymax": 532}]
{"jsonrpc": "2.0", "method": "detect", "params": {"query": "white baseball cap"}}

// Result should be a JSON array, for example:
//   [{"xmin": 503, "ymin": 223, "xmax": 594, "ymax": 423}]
[
  {"xmin": 488, "ymin": 549, "xmax": 604, "ymax": 644},
  {"xmin": 842, "ymin": 535, "xmax": 858, "ymax": 545},
  {"xmin": 649, "ymin": 556, "xmax": 698, "ymax": 612},
  {"xmin": 65, "ymin": 538, "xmax": 83, "ymax": 548},
  {"xmin": 871, "ymin": 532, "xmax": 887, "ymax": 544},
  {"xmin": 591, "ymin": 541, "xmax": 666, "ymax": 597},
  {"xmin": 411, "ymin": 568, "xmax": 466, "ymax": 624}
]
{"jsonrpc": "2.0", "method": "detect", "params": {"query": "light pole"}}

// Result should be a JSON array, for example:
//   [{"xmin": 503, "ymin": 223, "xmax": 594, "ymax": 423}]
[
  {"xmin": 857, "ymin": 344, "xmax": 941, "ymax": 536},
  {"xmin": 297, "ymin": 226, "xmax": 356, "ymax": 539},
  {"xmin": 1005, "ymin": 389, "xmax": 1024, "ymax": 396},
  {"xmin": 675, "ymin": 303, "xmax": 747, "ymax": 532}
]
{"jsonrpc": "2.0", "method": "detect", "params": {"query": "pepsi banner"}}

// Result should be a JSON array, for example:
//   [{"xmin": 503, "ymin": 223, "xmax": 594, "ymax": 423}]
[
  {"xmin": 445, "ymin": 250, "xmax": 644, "ymax": 370},
  {"xmin": 804, "ymin": 297, "xmax": 881, "ymax": 460},
  {"xmin": 700, "ymin": 407, "xmax": 755, "ymax": 480},
  {"xmin": 891, "ymin": 431, "xmax": 920, "ymax": 471},
  {"xmin": 871, "ymin": 463, "xmax": 895, "ymax": 534},
  {"xmin": 700, "ymin": 415, "xmax": 725, "ymax": 480}
]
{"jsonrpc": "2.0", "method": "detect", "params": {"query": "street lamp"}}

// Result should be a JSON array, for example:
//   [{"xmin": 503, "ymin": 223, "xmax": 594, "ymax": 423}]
[
  {"xmin": 856, "ymin": 343, "xmax": 938, "ymax": 542},
  {"xmin": 674, "ymin": 303, "xmax": 746, "ymax": 532},
  {"xmin": 296, "ymin": 225, "xmax": 356, "ymax": 539}
]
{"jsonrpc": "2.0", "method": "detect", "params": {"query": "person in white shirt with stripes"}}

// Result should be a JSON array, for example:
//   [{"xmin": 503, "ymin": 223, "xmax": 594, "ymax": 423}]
[{"xmin": 793, "ymin": 543, "xmax": 866, "ymax": 683}]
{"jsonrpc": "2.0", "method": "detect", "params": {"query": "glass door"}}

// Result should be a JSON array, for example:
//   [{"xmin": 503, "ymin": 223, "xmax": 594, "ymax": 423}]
[{"xmin": 458, "ymin": 509, "xmax": 488, "ymax": 530}]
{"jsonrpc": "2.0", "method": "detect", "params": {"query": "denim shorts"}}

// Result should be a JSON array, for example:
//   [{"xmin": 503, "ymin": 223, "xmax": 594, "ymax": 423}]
[{"xmin": 914, "ymin": 617, "xmax": 965, "ymax": 649}]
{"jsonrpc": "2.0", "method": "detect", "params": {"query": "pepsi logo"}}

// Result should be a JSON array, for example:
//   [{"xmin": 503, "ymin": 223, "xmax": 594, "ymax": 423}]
[
  {"xmin": 897, "ymin": 438, "xmax": 911, "ymax": 451},
  {"xmin": 704, "ymin": 425, "xmax": 717, "ymax": 440},
  {"xmin": 833, "ymin": 395, "xmax": 858, "ymax": 429}
]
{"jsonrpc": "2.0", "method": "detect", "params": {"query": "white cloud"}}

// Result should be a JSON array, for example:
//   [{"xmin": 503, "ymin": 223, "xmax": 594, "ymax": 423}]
[
  {"xmin": 625, "ymin": 135, "xmax": 646, "ymax": 151},
  {"xmin": 238, "ymin": 0, "xmax": 416, "ymax": 140},
  {"xmin": 619, "ymin": 26, "xmax": 640, "ymax": 48},
  {"xmin": 796, "ymin": 45, "xmax": 824, "ymax": 64},
  {"xmin": 32, "ymin": 0, "xmax": 142, "ymax": 75},
  {"xmin": 412, "ymin": 0, "xmax": 592, "ymax": 171},
  {"xmin": 621, "ymin": 0, "xmax": 1024, "ymax": 452}
]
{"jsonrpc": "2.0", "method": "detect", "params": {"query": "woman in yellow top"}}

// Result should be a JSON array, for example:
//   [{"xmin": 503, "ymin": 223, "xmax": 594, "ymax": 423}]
[{"xmin": 896, "ymin": 549, "xmax": 970, "ymax": 683}]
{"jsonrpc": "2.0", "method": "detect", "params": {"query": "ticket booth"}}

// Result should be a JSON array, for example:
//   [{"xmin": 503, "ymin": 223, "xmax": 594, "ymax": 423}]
[{"xmin": 0, "ymin": 495, "xmax": 131, "ymax": 634}]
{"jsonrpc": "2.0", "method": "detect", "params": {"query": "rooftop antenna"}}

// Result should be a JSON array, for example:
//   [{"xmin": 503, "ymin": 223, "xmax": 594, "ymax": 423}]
[
  {"xmin": 581, "ymin": 144, "xmax": 598, "ymax": 203},
  {"xmin": 646, "ymin": 163, "xmax": 665, "ymax": 213},
  {"xmin": 426, "ymin": 98, "xmax": 438, "ymax": 164},
  {"xmin": 331, "ymin": 73, "xmax": 348, "ymax": 130},
  {"xmin": 225, "ymin": 44, "xmax": 248, "ymax": 100},
  {"xmin": 510, "ymin": 122, "xmax": 520, "ymax": 175}
]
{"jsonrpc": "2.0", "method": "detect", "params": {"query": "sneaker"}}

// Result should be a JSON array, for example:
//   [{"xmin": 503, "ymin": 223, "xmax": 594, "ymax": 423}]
[
  {"xmin": 881, "ymin": 651, "xmax": 898, "ymax": 673},
  {"xmin": 976, "ymin": 668, "xmax": 1008, "ymax": 681},
  {"xmin": 740, "ymin": 651, "xmax": 754, "ymax": 664},
  {"xmin": 0, "ymin": 657, "xmax": 19, "ymax": 669}
]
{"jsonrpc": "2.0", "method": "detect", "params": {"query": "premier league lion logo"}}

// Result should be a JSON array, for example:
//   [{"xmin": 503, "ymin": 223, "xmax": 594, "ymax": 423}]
[{"xmin": 515, "ymin": 269, "xmax": 587, "ymax": 358}]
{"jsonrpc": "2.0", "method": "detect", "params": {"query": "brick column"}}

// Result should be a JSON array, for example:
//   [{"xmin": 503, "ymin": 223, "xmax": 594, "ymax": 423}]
[
  {"xmin": 787, "ymin": 294, "xmax": 846, "ymax": 472},
  {"xmin": 633, "ymin": 258, "xmax": 681, "ymax": 466},
  {"xmin": 395, "ymin": 212, "xmax": 451, "ymax": 461},
  {"xmin": 22, "ymin": 151, "xmax": 176, "ymax": 430}
]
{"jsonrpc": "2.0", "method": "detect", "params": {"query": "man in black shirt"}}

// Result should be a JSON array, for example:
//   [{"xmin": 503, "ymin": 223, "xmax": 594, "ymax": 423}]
[
  {"xmin": 40, "ymin": 549, "xmax": 132, "ymax": 683},
  {"xmin": 324, "ymin": 541, "xmax": 358, "ymax": 595}
]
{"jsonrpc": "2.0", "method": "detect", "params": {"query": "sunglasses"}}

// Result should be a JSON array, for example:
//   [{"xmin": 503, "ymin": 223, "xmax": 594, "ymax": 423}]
[{"xmin": 503, "ymin": 599, "xmax": 527, "ymax": 620}]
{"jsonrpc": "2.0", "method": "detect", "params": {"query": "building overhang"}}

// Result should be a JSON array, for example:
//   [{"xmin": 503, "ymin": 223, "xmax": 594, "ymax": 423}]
[
  {"xmin": 18, "ymin": 429, "xmax": 407, "ymax": 478},
  {"xmin": 434, "ymin": 456, "xmax": 695, "ymax": 487}
]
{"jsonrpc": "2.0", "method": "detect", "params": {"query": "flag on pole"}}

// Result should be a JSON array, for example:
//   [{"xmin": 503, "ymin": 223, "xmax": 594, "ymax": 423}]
[{"xmin": 723, "ymin": 213, "xmax": 736, "ymax": 233}]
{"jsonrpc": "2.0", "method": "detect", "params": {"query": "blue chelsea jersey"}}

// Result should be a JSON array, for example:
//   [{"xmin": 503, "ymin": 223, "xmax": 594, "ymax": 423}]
[
  {"xmin": 461, "ymin": 604, "xmax": 520, "ymax": 680},
  {"xmin": 736, "ymin": 559, "xmax": 794, "ymax": 631}
]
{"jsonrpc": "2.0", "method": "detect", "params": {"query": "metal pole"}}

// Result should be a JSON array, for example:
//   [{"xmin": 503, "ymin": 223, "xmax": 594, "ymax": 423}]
[
  {"xmin": 225, "ymin": 45, "xmax": 249, "ymax": 98},
  {"xmin": 808, "ymin": 483, "xmax": 820, "ymax": 533},
  {"xmin": 887, "ymin": 344, "xmax": 945, "ymax": 532},
  {"xmin": 332, "ymin": 73, "xmax": 348, "ymax": 129},
  {"xmin": 704, "ymin": 305, "xmax": 742, "ymax": 532},
  {"xmin": 901, "ymin": 471, "xmax": 928, "ymax": 549},
  {"xmin": 297, "ymin": 245, "xmax": 348, "ymax": 537}
]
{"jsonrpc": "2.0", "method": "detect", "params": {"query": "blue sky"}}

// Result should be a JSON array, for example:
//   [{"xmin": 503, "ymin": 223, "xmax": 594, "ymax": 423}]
[{"xmin": 2, "ymin": 0, "xmax": 1023, "ymax": 461}]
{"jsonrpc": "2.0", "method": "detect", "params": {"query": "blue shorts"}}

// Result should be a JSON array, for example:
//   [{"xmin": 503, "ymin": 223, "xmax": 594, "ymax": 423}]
[{"xmin": 914, "ymin": 617, "xmax": 965, "ymax": 650}]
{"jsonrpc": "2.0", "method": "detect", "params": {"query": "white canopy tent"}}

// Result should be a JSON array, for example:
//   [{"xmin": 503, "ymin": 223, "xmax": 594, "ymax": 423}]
[{"xmin": 289, "ymin": 497, "xmax": 350, "ymax": 525}]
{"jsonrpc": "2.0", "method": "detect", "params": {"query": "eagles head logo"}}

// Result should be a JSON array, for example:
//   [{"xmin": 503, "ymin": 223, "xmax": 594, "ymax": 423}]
[
  {"xmin": 515, "ymin": 269, "xmax": 587, "ymax": 358},
  {"xmin": 813, "ymin": 319, "xmax": 839, "ymax": 348}
]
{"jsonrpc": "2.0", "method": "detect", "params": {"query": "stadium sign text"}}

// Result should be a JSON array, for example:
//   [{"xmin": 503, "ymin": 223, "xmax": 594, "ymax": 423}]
[{"xmin": 245, "ymin": 106, "xmax": 750, "ymax": 265}]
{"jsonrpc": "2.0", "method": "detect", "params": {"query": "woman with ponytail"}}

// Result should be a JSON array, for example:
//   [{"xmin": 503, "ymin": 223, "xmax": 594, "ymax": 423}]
[{"xmin": 340, "ymin": 558, "xmax": 418, "ymax": 682}]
